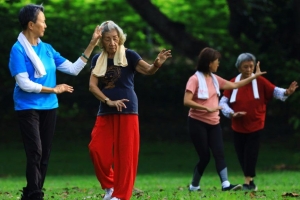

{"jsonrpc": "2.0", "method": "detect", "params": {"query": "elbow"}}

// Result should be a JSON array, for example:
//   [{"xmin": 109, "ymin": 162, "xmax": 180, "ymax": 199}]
[
  {"xmin": 89, "ymin": 84, "xmax": 95, "ymax": 93},
  {"xmin": 183, "ymin": 100, "xmax": 189, "ymax": 107},
  {"xmin": 69, "ymin": 70, "xmax": 80, "ymax": 76},
  {"xmin": 145, "ymin": 70, "xmax": 156, "ymax": 75}
]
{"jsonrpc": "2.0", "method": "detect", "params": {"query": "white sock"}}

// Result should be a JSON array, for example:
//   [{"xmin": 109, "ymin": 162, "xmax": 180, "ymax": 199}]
[{"xmin": 222, "ymin": 180, "xmax": 230, "ymax": 188}]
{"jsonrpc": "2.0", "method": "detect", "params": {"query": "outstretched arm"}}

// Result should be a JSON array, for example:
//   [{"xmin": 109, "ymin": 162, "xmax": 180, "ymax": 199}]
[
  {"xmin": 136, "ymin": 49, "xmax": 172, "ymax": 75},
  {"xmin": 222, "ymin": 61, "xmax": 267, "ymax": 90},
  {"xmin": 274, "ymin": 81, "xmax": 298, "ymax": 101}
]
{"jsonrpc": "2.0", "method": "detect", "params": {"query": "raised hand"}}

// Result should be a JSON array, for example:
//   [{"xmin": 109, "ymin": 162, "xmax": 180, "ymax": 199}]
[
  {"xmin": 53, "ymin": 84, "xmax": 74, "ymax": 94},
  {"xmin": 285, "ymin": 81, "xmax": 298, "ymax": 96},
  {"xmin": 154, "ymin": 49, "xmax": 172, "ymax": 67},
  {"xmin": 254, "ymin": 61, "xmax": 267, "ymax": 77},
  {"xmin": 89, "ymin": 25, "xmax": 103, "ymax": 47}
]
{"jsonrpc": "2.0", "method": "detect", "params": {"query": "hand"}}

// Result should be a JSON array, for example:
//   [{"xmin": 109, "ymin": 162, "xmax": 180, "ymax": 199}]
[
  {"xmin": 53, "ymin": 84, "xmax": 74, "ymax": 94},
  {"xmin": 154, "ymin": 49, "xmax": 172, "ymax": 67},
  {"xmin": 206, "ymin": 106, "xmax": 222, "ymax": 113},
  {"xmin": 285, "ymin": 81, "xmax": 298, "ymax": 96},
  {"xmin": 254, "ymin": 61, "xmax": 267, "ymax": 77},
  {"xmin": 107, "ymin": 99, "xmax": 130, "ymax": 112},
  {"xmin": 89, "ymin": 25, "xmax": 103, "ymax": 47},
  {"xmin": 230, "ymin": 111, "xmax": 247, "ymax": 118}
]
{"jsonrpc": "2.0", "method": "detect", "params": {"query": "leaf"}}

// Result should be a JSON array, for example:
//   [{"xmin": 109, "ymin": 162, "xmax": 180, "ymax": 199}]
[{"xmin": 282, "ymin": 192, "xmax": 300, "ymax": 197}]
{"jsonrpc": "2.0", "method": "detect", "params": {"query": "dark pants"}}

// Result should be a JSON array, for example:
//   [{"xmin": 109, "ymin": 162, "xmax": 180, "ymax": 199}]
[
  {"xmin": 233, "ymin": 130, "xmax": 261, "ymax": 177},
  {"xmin": 188, "ymin": 117, "xmax": 227, "ymax": 185},
  {"xmin": 17, "ymin": 109, "xmax": 57, "ymax": 196}
]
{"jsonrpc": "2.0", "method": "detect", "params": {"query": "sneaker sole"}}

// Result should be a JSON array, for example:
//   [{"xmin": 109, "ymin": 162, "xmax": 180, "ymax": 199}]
[{"xmin": 232, "ymin": 184, "xmax": 242, "ymax": 191}]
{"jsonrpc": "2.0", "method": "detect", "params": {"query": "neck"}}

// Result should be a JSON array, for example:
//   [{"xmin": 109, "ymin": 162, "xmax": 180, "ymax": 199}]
[
  {"xmin": 240, "ymin": 74, "xmax": 251, "ymax": 80},
  {"xmin": 22, "ymin": 31, "xmax": 38, "ymax": 45},
  {"xmin": 107, "ymin": 53, "xmax": 115, "ymax": 59},
  {"xmin": 203, "ymin": 72, "xmax": 211, "ymax": 77}
]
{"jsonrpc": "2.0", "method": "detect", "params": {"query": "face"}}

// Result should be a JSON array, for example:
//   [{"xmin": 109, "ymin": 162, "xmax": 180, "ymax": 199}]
[
  {"xmin": 30, "ymin": 11, "xmax": 47, "ymax": 37},
  {"xmin": 102, "ymin": 29, "xmax": 120, "ymax": 56},
  {"xmin": 209, "ymin": 59, "xmax": 219, "ymax": 73},
  {"xmin": 238, "ymin": 61, "xmax": 255, "ymax": 78}
]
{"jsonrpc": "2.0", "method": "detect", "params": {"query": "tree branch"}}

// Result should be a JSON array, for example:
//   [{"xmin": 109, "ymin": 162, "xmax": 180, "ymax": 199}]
[{"xmin": 126, "ymin": 0, "xmax": 208, "ymax": 60}]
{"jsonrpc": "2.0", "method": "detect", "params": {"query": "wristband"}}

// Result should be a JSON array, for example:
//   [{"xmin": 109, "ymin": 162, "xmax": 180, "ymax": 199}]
[
  {"xmin": 104, "ymin": 98, "xmax": 110, "ymax": 104},
  {"xmin": 154, "ymin": 64, "xmax": 161, "ymax": 68},
  {"xmin": 81, "ymin": 53, "xmax": 89, "ymax": 60}
]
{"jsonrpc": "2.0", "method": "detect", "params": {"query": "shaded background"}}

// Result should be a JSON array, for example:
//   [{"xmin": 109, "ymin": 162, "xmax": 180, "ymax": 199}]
[{"xmin": 1, "ymin": 0, "xmax": 300, "ymax": 147}]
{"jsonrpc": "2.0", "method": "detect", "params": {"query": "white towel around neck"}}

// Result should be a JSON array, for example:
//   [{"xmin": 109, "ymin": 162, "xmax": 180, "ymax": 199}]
[
  {"xmin": 230, "ymin": 73, "xmax": 259, "ymax": 103},
  {"xmin": 195, "ymin": 71, "xmax": 220, "ymax": 99},
  {"xmin": 17, "ymin": 32, "xmax": 46, "ymax": 78}
]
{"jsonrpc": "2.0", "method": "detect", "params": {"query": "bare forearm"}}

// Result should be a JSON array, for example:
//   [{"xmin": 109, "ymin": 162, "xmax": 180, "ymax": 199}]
[
  {"xmin": 89, "ymin": 86, "xmax": 108, "ymax": 103},
  {"xmin": 184, "ymin": 100, "xmax": 208, "ymax": 111}
]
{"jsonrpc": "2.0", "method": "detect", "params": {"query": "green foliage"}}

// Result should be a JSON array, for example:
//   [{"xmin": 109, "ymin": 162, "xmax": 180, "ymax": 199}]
[{"xmin": 1, "ymin": 0, "xmax": 300, "ymax": 139}]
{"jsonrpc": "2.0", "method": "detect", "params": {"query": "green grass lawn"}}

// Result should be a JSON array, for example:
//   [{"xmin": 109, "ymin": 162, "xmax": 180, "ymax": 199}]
[{"xmin": 0, "ymin": 137, "xmax": 299, "ymax": 199}]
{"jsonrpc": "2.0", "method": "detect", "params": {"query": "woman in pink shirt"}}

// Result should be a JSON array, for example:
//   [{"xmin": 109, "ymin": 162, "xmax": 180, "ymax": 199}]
[{"xmin": 184, "ymin": 47, "xmax": 266, "ymax": 191}]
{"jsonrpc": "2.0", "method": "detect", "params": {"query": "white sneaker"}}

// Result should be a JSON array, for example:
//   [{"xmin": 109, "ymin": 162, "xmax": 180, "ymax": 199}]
[
  {"xmin": 189, "ymin": 184, "xmax": 200, "ymax": 191},
  {"xmin": 110, "ymin": 198, "xmax": 120, "ymax": 200},
  {"xmin": 103, "ymin": 188, "xmax": 113, "ymax": 200}
]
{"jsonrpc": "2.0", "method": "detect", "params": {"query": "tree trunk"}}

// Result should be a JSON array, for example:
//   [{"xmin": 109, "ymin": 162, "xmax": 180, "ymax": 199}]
[{"xmin": 126, "ymin": 0, "xmax": 208, "ymax": 60}]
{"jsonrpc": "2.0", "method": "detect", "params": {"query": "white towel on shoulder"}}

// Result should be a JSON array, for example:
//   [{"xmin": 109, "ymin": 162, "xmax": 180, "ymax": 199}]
[
  {"xmin": 230, "ymin": 73, "xmax": 259, "ymax": 103},
  {"xmin": 17, "ymin": 32, "xmax": 46, "ymax": 78},
  {"xmin": 195, "ymin": 71, "xmax": 220, "ymax": 99},
  {"xmin": 92, "ymin": 45, "xmax": 128, "ymax": 77}
]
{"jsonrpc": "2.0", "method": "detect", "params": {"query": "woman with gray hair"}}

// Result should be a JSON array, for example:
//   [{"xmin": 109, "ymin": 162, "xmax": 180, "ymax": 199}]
[
  {"xmin": 219, "ymin": 53, "xmax": 298, "ymax": 191},
  {"xmin": 88, "ymin": 20, "xmax": 172, "ymax": 200}
]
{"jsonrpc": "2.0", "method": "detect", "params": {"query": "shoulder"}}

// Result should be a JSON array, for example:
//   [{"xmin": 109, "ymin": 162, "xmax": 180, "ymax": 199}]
[
  {"xmin": 213, "ymin": 74, "xmax": 227, "ymax": 82},
  {"xmin": 257, "ymin": 76, "xmax": 274, "ymax": 86},
  {"xmin": 125, "ymin": 48, "xmax": 141, "ymax": 58},
  {"xmin": 91, "ymin": 53, "xmax": 101, "ymax": 67},
  {"xmin": 11, "ymin": 41, "xmax": 23, "ymax": 52},
  {"xmin": 92, "ymin": 53, "xmax": 100, "ymax": 61},
  {"xmin": 188, "ymin": 74, "xmax": 198, "ymax": 83},
  {"xmin": 257, "ymin": 76, "xmax": 275, "ymax": 89}
]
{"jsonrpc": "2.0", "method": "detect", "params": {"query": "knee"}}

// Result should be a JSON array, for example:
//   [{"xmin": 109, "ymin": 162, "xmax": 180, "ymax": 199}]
[
  {"xmin": 27, "ymin": 149, "xmax": 42, "ymax": 164},
  {"xmin": 199, "ymin": 153, "xmax": 210, "ymax": 164}
]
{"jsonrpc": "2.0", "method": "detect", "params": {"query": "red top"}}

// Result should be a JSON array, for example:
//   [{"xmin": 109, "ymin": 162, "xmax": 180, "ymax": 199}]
[{"xmin": 223, "ymin": 76, "xmax": 275, "ymax": 133}]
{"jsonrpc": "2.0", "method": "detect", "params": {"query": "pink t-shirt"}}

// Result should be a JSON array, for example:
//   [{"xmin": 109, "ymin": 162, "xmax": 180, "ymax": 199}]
[{"xmin": 185, "ymin": 74, "xmax": 227, "ymax": 125}]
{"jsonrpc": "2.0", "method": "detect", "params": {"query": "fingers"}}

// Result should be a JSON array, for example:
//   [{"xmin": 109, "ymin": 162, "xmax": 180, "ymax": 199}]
[
  {"xmin": 114, "ymin": 99, "xmax": 129, "ymax": 112},
  {"xmin": 55, "ymin": 84, "xmax": 73, "ymax": 94},
  {"xmin": 160, "ymin": 49, "xmax": 172, "ymax": 57}
]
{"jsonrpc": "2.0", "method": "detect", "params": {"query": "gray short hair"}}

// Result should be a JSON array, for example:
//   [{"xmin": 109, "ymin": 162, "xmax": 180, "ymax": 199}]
[
  {"xmin": 98, "ymin": 20, "xmax": 127, "ymax": 49},
  {"xmin": 235, "ymin": 53, "xmax": 256, "ymax": 68}
]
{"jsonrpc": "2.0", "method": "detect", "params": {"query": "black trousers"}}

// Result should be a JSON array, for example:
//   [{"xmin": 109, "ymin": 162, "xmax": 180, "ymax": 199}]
[
  {"xmin": 17, "ymin": 109, "xmax": 57, "ymax": 193},
  {"xmin": 188, "ymin": 117, "xmax": 227, "ymax": 184},
  {"xmin": 233, "ymin": 130, "xmax": 261, "ymax": 177}
]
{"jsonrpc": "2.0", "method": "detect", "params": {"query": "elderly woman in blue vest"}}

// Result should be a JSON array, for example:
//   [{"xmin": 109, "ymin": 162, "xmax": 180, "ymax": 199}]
[{"xmin": 8, "ymin": 4, "xmax": 101, "ymax": 200}]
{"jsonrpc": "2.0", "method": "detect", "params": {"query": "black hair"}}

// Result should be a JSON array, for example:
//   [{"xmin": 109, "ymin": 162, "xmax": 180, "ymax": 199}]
[
  {"xmin": 196, "ymin": 47, "xmax": 221, "ymax": 73},
  {"xmin": 18, "ymin": 4, "xmax": 44, "ymax": 30}
]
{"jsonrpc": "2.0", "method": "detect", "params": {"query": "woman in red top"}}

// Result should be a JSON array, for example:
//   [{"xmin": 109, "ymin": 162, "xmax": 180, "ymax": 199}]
[{"xmin": 220, "ymin": 53, "xmax": 298, "ymax": 191}]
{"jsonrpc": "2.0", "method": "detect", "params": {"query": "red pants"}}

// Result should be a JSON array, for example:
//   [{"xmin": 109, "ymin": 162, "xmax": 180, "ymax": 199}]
[{"xmin": 89, "ymin": 114, "xmax": 139, "ymax": 200}]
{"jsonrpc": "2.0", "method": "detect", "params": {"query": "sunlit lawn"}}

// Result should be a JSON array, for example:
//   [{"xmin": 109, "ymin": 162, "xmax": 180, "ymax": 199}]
[{"xmin": 0, "ymin": 137, "xmax": 299, "ymax": 199}]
